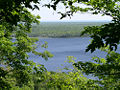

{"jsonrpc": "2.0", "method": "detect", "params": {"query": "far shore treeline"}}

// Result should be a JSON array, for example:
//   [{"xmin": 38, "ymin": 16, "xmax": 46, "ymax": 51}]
[{"xmin": 29, "ymin": 22, "xmax": 109, "ymax": 38}]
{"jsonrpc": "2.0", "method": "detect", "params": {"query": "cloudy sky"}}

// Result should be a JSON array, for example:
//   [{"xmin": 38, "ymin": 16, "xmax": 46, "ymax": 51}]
[{"xmin": 30, "ymin": 2, "xmax": 112, "ymax": 22}]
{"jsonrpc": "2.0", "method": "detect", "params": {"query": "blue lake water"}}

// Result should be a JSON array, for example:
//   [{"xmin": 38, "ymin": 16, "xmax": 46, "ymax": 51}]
[{"xmin": 29, "ymin": 37, "xmax": 107, "ymax": 72}]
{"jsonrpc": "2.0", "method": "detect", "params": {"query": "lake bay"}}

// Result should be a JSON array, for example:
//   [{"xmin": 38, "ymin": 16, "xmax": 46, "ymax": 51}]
[{"xmin": 29, "ymin": 37, "xmax": 107, "ymax": 71}]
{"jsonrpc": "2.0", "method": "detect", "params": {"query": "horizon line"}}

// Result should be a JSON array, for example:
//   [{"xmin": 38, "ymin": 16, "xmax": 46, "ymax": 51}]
[{"xmin": 40, "ymin": 20, "xmax": 111, "ymax": 22}]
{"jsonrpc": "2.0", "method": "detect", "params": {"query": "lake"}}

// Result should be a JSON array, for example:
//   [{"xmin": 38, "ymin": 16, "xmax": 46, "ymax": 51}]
[{"xmin": 29, "ymin": 37, "xmax": 107, "ymax": 72}]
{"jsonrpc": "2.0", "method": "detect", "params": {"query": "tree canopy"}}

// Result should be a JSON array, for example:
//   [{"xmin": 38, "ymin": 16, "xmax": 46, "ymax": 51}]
[{"xmin": 0, "ymin": 0, "xmax": 53, "ymax": 89}]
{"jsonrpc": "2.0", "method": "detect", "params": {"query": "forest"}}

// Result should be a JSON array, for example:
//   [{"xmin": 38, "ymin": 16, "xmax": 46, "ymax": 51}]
[
  {"xmin": 0, "ymin": 0, "xmax": 120, "ymax": 90},
  {"xmin": 29, "ymin": 22, "xmax": 107, "ymax": 38}
]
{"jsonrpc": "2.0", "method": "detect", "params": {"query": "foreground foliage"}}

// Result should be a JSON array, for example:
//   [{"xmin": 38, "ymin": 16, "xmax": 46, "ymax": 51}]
[
  {"xmin": 74, "ymin": 50, "xmax": 120, "ymax": 89},
  {"xmin": 0, "ymin": 0, "xmax": 53, "ymax": 89},
  {"xmin": 10, "ymin": 58, "xmax": 101, "ymax": 90}
]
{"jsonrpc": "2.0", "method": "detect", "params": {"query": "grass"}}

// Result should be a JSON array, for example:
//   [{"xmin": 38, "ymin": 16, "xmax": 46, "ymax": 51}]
[{"xmin": 29, "ymin": 22, "xmax": 108, "ymax": 38}]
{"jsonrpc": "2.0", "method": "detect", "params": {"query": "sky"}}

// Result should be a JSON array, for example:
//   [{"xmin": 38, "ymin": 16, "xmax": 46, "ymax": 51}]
[{"xmin": 30, "ymin": 2, "xmax": 112, "ymax": 22}]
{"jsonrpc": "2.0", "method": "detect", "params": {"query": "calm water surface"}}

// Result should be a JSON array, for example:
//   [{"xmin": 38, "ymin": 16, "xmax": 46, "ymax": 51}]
[{"xmin": 29, "ymin": 37, "xmax": 107, "ymax": 72}]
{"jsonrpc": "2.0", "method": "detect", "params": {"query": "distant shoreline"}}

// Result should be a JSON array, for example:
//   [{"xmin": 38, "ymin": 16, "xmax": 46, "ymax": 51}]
[
  {"xmin": 30, "ymin": 21, "xmax": 108, "ymax": 38},
  {"xmin": 40, "ymin": 20, "xmax": 111, "ymax": 23},
  {"xmin": 30, "ymin": 35, "xmax": 89, "ymax": 39}
]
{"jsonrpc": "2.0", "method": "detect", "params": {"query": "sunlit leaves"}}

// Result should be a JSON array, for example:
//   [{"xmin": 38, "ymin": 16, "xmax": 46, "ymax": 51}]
[
  {"xmin": 33, "ymin": 64, "xmax": 97, "ymax": 89},
  {"xmin": 0, "ymin": 0, "xmax": 52, "ymax": 89},
  {"xmin": 74, "ymin": 51, "xmax": 120, "ymax": 88}
]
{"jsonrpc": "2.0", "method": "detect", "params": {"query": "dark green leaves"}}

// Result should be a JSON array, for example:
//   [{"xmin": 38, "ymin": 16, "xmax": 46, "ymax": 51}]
[
  {"xmin": 80, "ymin": 21, "xmax": 120, "ymax": 52},
  {"xmin": 0, "ymin": 0, "xmax": 52, "ymax": 89},
  {"xmin": 74, "ymin": 51, "xmax": 120, "ymax": 88}
]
